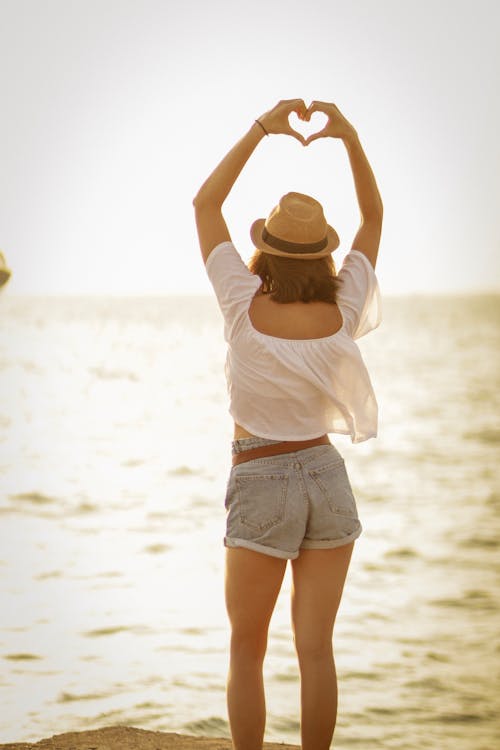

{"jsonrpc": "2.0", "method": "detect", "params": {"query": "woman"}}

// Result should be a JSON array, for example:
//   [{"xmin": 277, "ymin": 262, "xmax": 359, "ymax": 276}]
[{"xmin": 193, "ymin": 99, "xmax": 383, "ymax": 750}]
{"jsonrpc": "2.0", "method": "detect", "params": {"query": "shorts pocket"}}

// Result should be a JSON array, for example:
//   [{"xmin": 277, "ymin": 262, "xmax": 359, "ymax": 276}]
[
  {"xmin": 235, "ymin": 473, "xmax": 288, "ymax": 531},
  {"xmin": 308, "ymin": 459, "xmax": 358, "ymax": 518}
]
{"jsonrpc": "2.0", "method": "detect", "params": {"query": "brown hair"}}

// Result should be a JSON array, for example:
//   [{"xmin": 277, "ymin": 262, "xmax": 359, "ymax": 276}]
[{"xmin": 248, "ymin": 250, "xmax": 342, "ymax": 304}]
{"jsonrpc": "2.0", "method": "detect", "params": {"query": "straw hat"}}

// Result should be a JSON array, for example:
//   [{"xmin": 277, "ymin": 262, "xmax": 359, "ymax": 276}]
[{"xmin": 250, "ymin": 192, "xmax": 339, "ymax": 259}]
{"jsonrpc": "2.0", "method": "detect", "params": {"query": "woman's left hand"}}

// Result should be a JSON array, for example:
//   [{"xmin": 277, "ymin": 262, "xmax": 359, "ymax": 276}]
[{"xmin": 258, "ymin": 99, "xmax": 308, "ymax": 145}]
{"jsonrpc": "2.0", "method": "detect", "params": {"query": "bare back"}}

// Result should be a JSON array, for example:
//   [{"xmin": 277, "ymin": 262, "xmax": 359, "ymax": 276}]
[{"xmin": 248, "ymin": 291, "xmax": 343, "ymax": 341}]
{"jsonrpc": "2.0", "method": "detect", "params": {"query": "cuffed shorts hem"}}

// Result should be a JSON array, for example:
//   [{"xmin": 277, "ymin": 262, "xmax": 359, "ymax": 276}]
[
  {"xmin": 300, "ymin": 523, "xmax": 362, "ymax": 550},
  {"xmin": 225, "ymin": 523, "xmax": 361, "ymax": 560},
  {"xmin": 224, "ymin": 536, "xmax": 299, "ymax": 560}
]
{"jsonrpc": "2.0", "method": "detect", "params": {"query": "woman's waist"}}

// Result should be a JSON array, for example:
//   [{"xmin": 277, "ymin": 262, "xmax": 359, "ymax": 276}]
[
  {"xmin": 233, "ymin": 422, "xmax": 330, "ymax": 443},
  {"xmin": 231, "ymin": 431, "xmax": 335, "ymax": 466}
]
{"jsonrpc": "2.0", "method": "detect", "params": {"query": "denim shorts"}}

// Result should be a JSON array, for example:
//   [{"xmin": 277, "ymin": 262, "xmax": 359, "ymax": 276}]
[{"xmin": 224, "ymin": 437, "xmax": 362, "ymax": 560}]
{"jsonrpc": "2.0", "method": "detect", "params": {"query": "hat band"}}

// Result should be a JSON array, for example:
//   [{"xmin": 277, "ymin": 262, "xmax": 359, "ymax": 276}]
[{"xmin": 262, "ymin": 228, "xmax": 328, "ymax": 255}]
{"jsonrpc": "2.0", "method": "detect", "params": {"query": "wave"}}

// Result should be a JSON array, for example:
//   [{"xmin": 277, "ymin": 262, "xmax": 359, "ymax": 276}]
[
  {"xmin": 462, "ymin": 535, "xmax": 499, "ymax": 550},
  {"xmin": 404, "ymin": 676, "xmax": 447, "ymax": 692},
  {"xmin": 168, "ymin": 465, "xmax": 202, "ymax": 477},
  {"xmin": 10, "ymin": 491, "xmax": 56, "ymax": 505},
  {"xmin": 344, "ymin": 670, "xmax": 384, "ymax": 682},
  {"xmin": 464, "ymin": 428, "xmax": 500, "ymax": 445},
  {"xmin": 4, "ymin": 653, "xmax": 42, "ymax": 661},
  {"xmin": 182, "ymin": 716, "xmax": 229, "ymax": 735},
  {"xmin": 143, "ymin": 543, "xmax": 171, "ymax": 555},
  {"xmin": 58, "ymin": 690, "xmax": 108, "ymax": 703},
  {"xmin": 89, "ymin": 366, "xmax": 140, "ymax": 382},
  {"xmin": 384, "ymin": 546, "xmax": 418, "ymax": 559},
  {"xmin": 430, "ymin": 589, "xmax": 498, "ymax": 611},
  {"xmin": 82, "ymin": 625, "xmax": 152, "ymax": 638},
  {"xmin": 430, "ymin": 711, "xmax": 496, "ymax": 724}
]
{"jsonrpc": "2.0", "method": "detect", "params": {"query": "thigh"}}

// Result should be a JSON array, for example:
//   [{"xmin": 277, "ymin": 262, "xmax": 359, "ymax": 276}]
[
  {"xmin": 291, "ymin": 544, "xmax": 354, "ymax": 650},
  {"xmin": 225, "ymin": 548, "xmax": 287, "ymax": 636}
]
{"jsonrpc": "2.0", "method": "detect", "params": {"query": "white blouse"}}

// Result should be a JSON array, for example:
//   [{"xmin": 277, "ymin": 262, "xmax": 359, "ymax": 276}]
[{"xmin": 205, "ymin": 241, "xmax": 381, "ymax": 443}]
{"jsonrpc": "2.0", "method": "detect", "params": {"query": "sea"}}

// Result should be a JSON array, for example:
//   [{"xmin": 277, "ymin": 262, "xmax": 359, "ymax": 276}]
[{"xmin": 0, "ymin": 292, "xmax": 499, "ymax": 749}]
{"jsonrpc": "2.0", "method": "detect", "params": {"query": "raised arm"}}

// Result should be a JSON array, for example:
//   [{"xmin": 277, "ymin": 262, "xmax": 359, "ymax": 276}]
[
  {"xmin": 306, "ymin": 102, "xmax": 383, "ymax": 269},
  {"xmin": 193, "ymin": 99, "xmax": 307, "ymax": 263}
]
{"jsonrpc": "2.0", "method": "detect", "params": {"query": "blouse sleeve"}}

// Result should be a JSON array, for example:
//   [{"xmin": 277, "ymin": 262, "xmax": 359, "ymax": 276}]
[
  {"xmin": 205, "ymin": 241, "xmax": 261, "ymax": 340},
  {"xmin": 337, "ymin": 250, "xmax": 382, "ymax": 339}
]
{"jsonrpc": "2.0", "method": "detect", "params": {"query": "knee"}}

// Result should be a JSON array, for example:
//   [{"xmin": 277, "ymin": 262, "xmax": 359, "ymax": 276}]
[
  {"xmin": 230, "ymin": 628, "xmax": 268, "ymax": 664},
  {"xmin": 293, "ymin": 633, "xmax": 333, "ymax": 664}
]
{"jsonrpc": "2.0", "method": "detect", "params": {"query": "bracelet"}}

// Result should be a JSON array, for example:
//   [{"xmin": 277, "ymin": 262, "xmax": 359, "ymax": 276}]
[{"xmin": 255, "ymin": 119, "xmax": 269, "ymax": 136}]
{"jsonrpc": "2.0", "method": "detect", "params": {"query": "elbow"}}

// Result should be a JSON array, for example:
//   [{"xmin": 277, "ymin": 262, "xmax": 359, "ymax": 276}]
[
  {"xmin": 192, "ymin": 183, "xmax": 207, "ymax": 209},
  {"xmin": 192, "ymin": 190, "xmax": 203, "ymax": 209},
  {"xmin": 371, "ymin": 190, "xmax": 383, "ymax": 219},
  {"xmin": 192, "ymin": 189, "xmax": 222, "ymax": 212}
]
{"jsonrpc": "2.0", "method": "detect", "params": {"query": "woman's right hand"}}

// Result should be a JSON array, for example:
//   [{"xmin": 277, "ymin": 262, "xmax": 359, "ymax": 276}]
[
  {"xmin": 257, "ymin": 99, "xmax": 308, "ymax": 145},
  {"xmin": 304, "ymin": 101, "xmax": 357, "ymax": 144}
]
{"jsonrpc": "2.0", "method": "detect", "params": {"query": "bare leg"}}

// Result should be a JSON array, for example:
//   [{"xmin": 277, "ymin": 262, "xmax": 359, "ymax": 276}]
[
  {"xmin": 291, "ymin": 543, "xmax": 354, "ymax": 750},
  {"xmin": 225, "ymin": 547, "xmax": 287, "ymax": 750}
]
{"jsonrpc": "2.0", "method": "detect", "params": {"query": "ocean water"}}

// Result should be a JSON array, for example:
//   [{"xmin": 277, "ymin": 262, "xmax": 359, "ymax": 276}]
[{"xmin": 0, "ymin": 293, "xmax": 499, "ymax": 749}]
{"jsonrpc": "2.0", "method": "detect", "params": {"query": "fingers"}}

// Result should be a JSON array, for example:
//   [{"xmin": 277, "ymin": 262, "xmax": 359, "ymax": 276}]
[
  {"xmin": 263, "ymin": 99, "xmax": 307, "ymax": 144},
  {"xmin": 304, "ymin": 101, "xmax": 339, "ymax": 144},
  {"xmin": 304, "ymin": 131, "xmax": 327, "ymax": 146},
  {"xmin": 304, "ymin": 101, "xmax": 330, "ymax": 145},
  {"xmin": 259, "ymin": 99, "xmax": 344, "ymax": 145},
  {"xmin": 282, "ymin": 98, "xmax": 307, "ymax": 120},
  {"xmin": 295, "ymin": 99, "xmax": 308, "ymax": 120},
  {"xmin": 288, "ymin": 129, "xmax": 307, "ymax": 146},
  {"xmin": 306, "ymin": 100, "xmax": 326, "ymax": 118},
  {"xmin": 286, "ymin": 120, "xmax": 306, "ymax": 145},
  {"xmin": 307, "ymin": 100, "xmax": 337, "ymax": 117},
  {"xmin": 286, "ymin": 100, "xmax": 307, "ymax": 142}
]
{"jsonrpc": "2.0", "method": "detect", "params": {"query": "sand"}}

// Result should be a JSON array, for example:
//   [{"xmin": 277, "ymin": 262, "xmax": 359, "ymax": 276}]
[{"xmin": 0, "ymin": 726, "xmax": 300, "ymax": 749}]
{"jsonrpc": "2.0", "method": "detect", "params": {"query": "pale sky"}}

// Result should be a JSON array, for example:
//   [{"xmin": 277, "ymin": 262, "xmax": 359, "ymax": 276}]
[{"xmin": 1, "ymin": 0, "xmax": 499, "ymax": 296}]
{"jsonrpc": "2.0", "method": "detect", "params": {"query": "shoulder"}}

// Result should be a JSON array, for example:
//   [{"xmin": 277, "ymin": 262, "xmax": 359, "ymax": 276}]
[
  {"xmin": 205, "ymin": 241, "xmax": 261, "ymax": 309},
  {"xmin": 338, "ymin": 249, "xmax": 377, "ymax": 287},
  {"xmin": 337, "ymin": 249, "xmax": 381, "ymax": 339},
  {"xmin": 340, "ymin": 248, "xmax": 375, "ymax": 272},
  {"xmin": 205, "ymin": 241, "xmax": 256, "ymax": 283},
  {"xmin": 205, "ymin": 240, "xmax": 239, "ymax": 273}
]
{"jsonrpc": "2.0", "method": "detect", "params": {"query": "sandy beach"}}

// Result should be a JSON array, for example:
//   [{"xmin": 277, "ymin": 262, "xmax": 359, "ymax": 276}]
[{"xmin": 0, "ymin": 726, "xmax": 299, "ymax": 750}]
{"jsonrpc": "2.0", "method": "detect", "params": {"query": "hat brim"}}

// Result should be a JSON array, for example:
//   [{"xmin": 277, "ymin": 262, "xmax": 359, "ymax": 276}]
[{"xmin": 250, "ymin": 218, "xmax": 340, "ymax": 259}]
